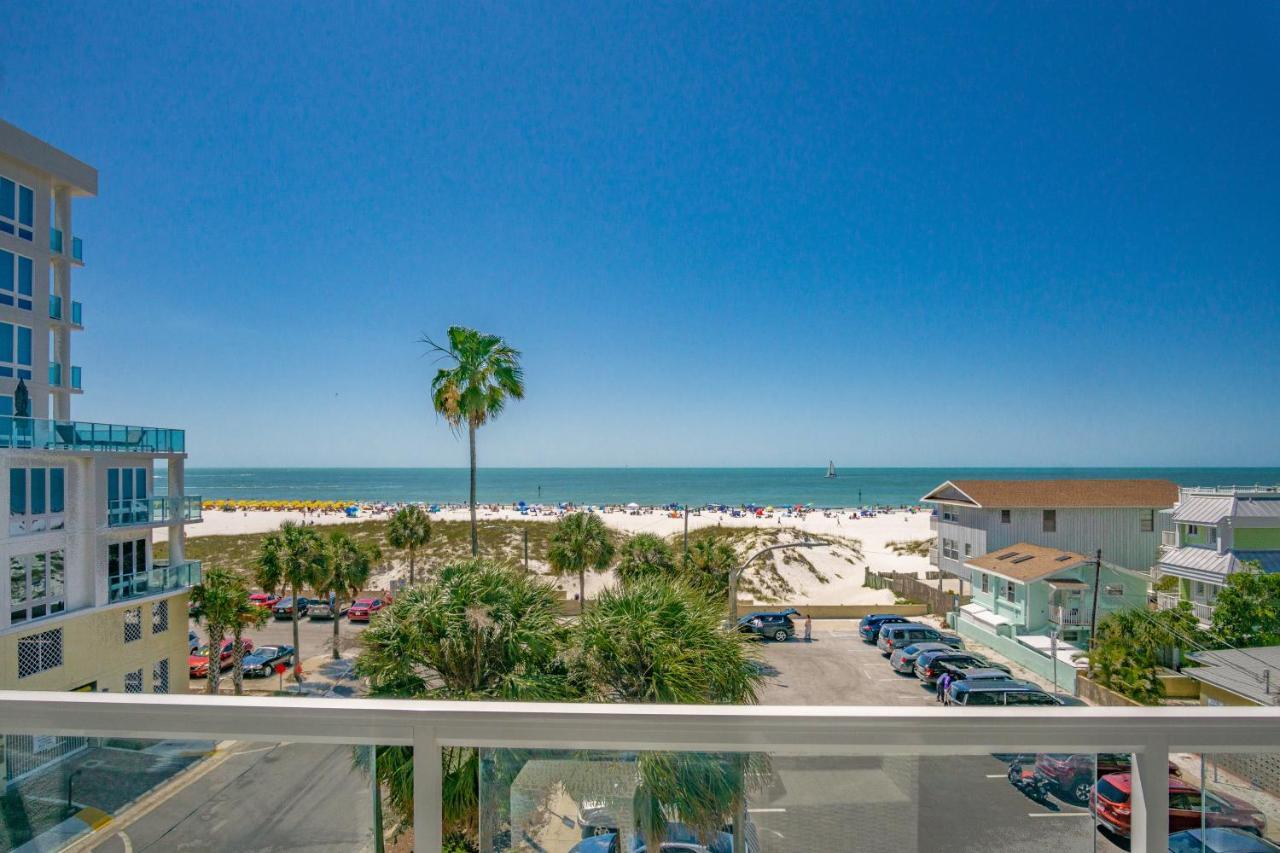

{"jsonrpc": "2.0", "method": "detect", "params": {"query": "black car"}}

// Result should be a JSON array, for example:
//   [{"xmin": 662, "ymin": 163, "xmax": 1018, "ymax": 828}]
[
  {"xmin": 737, "ymin": 609, "xmax": 798, "ymax": 642},
  {"xmin": 858, "ymin": 613, "xmax": 910, "ymax": 642},
  {"xmin": 272, "ymin": 596, "xmax": 311, "ymax": 619},
  {"xmin": 241, "ymin": 644, "xmax": 296, "ymax": 678}
]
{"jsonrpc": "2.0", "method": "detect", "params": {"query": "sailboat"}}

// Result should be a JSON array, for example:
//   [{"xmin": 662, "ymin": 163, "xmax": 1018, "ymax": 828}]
[{"xmin": 825, "ymin": 461, "xmax": 837, "ymax": 479}]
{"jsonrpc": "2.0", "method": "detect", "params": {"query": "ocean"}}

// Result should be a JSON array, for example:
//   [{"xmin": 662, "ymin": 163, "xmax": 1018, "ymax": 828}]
[{"xmin": 159, "ymin": 467, "xmax": 1280, "ymax": 508}]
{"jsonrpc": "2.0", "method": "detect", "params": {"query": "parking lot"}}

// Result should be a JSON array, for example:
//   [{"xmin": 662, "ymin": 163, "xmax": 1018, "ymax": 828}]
[{"xmin": 744, "ymin": 618, "xmax": 1123, "ymax": 852}]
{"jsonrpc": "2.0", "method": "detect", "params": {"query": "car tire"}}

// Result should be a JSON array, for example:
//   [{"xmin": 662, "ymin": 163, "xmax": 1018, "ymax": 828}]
[
  {"xmin": 1070, "ymin": 779, "xmax": 1092, "ymax": 804},
  {"xmin": 773, "ymin": 629, "xmax": 788, "ymax": 642}
]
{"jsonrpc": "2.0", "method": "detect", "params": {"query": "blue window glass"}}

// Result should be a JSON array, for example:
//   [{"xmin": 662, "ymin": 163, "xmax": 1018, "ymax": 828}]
[
  {"xmin": 18, "ymin": 186, "xmax": 33, "ymax": 226},
  {"xmin": 108, "ymin": 469, "xmax": 119, "ymax": 504},
  {"xmin": 135, "ymin": 468, "xmax": 147, "ymax": 500},
  {"xmin": 16, "ymin": 327, "xmax": 31, "ymax": 366},
  {"xmin": 50, "ymin": 468, "xmax": 64, "ymax": 514},
  {"xmin": 30, "ymin": 468, "xmax": 45, "ymax": 515},
  {"xmin": 0, "ymin": 177, "xmax": 13, "ymax": 219},
  {"xmin": 0, "ymin": 250, "xmax": 11, "ymax": 292},
  {"xmin": 17, "ymin": 257, "xmax": 31, "ymax": 296},
  {"xmin": 10, "ymin": 468, "xmax": 26, "ymax": 515},
  {"xmin": 0, "ymin": 395, "xmax": 12, "ymax": 416},
  {"xmin": 0, "ymin": 323, "xmax": 12, "ymax": 363},
  {"xmin": 121, "ymin": 469, "xmax": 133, "ymax": 501}
]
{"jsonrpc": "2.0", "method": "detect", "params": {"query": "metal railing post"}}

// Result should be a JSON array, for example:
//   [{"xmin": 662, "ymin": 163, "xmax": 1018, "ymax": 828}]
[
  {"xmin": 1130, "ymin": 734, "xmax": 1170, "ymax": 852},
  {"xmin": 413, "ymin": 726, "xmax": 442, "ymax": 852}
]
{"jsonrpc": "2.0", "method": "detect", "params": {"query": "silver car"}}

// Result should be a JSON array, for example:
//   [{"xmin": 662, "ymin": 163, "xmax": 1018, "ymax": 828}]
[
  {"xmin": 889, "ymin": 641, "xmax": 957, "ymax": 674},
  {"xmin": 877, "ymin": 623, "xmax": 962, "ymax": 657}
]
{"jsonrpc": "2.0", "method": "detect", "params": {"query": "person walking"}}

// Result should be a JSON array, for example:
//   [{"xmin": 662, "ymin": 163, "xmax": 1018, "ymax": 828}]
[
  {"xmin": 803, "ymin": 614, "xmax": 813, "ymax": 643},
  {"xmin": 936, "ymin": 671, "xmax": 952, "ymax": 703}
]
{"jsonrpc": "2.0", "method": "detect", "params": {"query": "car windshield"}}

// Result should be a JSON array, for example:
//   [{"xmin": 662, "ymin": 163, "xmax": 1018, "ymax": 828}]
[
  {"xmin": 255, "ymin": 647, "xmax": 278, "ymax": 657},
  {"xmin": 355, "ymin": 599, "xmax": 375, "ymax": 607},
  {"xmin": 193, "ymin": 646, "xmax": 209, "ymax": 657},
  {"xmin": 1096, "ymin": 778, "xmax": 1129, "ymax": 804}
]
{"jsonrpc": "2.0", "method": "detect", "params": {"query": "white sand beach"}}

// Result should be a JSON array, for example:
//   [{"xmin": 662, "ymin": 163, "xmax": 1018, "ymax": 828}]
[{"xmin": 169, "ymin": 504, "xmax": 934, "ymax": 605}]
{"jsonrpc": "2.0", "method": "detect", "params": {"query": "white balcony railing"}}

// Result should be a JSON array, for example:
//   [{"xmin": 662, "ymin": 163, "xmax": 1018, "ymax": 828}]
[
  {"xmin": 1, "ymin": 691, "xmax": 1279, "ymax": 851},
  {"xmin": 1156, "ymin": 591, "xmax": 1215, "ymax": 624},
  {"xmin": 1160, "ymin": 530, "xmax": 1177, "ymax": 549}
]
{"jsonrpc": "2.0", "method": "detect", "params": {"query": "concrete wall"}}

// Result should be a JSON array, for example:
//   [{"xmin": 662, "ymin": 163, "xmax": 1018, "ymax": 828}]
[
  {"xmin": 1077, "ymin": 674, "xmax": 1143, "ymax": 707},
  {"xmin": 1196, "ymin": 681, "xmax": 1260, "ymax": 707},
  {"xmin": 956, "ymin": 616, "xmax": 1078, "ymax": 693}
]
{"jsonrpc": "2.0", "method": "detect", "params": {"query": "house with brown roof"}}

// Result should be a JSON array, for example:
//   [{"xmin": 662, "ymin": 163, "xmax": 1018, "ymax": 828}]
[{"xmin": 921, "ymin": 478, "xmax": 1178, "ymax": 582}]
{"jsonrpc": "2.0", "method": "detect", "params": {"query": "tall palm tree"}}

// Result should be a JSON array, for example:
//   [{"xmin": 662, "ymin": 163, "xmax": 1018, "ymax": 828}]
[
  {"xmin": 229, "ymin": 582, "xmax": 269, "ymax": 696},
  {"xmin": 190, "ymin": 566, "xmax": 241, "ymax": 695},
  {"xmin": 547, "ymin": 511, "xmax": 615, "ymax": 608},
  {"xmin": 254, "ymin": 521, "xmax": 326, "ymax": 682},
  {"xmin": 423, "ymin": 326, "xmax": 525, "ymax": 557},
  {"xmin": 683, "ymin": 536, "xmax": 738, "ymax": 598},
  {"xmin": 318, "ymin": 530, "xmax": 381, "ymax": 660},
  {"xmin": 615, "ymin": 532, "xmax": 675, "ymax": 587},
  {"xmin": 387, "ymin": 504, "xmax": 431, "ymax": 586}
]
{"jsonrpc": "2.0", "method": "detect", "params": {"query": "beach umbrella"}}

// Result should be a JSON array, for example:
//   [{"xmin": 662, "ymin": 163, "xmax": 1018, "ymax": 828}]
[{"xmin": 626, "ymin": 502, "xmax": 639, "ymax": 510}]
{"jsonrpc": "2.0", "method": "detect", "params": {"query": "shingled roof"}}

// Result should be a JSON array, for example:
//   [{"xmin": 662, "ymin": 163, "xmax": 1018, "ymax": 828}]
[
  {"xmin": 921, "ymin": 478, "xmax": 1179, "ymax": 509},
  {"xmin": 965, "ymin": 543, "xmax": 1092, "ymax": 583}
]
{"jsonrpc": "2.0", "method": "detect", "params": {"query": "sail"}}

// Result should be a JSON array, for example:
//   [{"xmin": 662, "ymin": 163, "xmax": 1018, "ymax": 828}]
[{"xmin": 826, "ymin": 461, "xmax": 837, "ymax": 478}]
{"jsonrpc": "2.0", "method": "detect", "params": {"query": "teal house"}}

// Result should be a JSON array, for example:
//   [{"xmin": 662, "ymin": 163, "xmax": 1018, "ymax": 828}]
[{"xmin": 956, "ymin": 542, "xmax": 1146, "ymax": 691}]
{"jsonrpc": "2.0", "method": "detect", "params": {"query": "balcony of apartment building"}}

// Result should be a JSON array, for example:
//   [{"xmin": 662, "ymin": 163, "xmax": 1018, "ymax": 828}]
[
  {"xmin": 1156, "ymin": 589, "xmax": 1216, "ymax": 626},
  {"xmin": 0, "ymin": 693, "xmax": 1277, "ymax": 852},
  {"xmin": 47, "ymin": 294, "xmax": 83, "ymax": 328},
  {"xmin": 106, "ymin": 558, "xmax": 202, "ymax": 604},
  {"xmin": 48, "ymin": 227, "xmax": 84, "ymax": 266},
  {"xmin": 0, "ymin": 417, "xmax": 186, "ymax": 453},
  {"xmin": 48, "ymin": 361, "xmax": 82, "ymax": 393},
  {"xmin": 106, "ymin": 495, "xmax": 202, "ymax": 529}
]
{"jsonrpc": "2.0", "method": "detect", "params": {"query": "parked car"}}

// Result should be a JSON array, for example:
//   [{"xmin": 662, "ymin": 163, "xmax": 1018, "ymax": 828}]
[
  {"xmin": 914, "ymin": 652, "xmax": 1006, "ymax": 685},
  {"xmin": 248, "ymin": 592, "xmax": 280, "ymax": 609},
  {"xmin": 241, "ymin": 644, "xmax": 296, "ymax": 678},
  {"xmin": 947, "ymin": 680, "xmax": 1058, "ymax": 706},
  {"xmin": 1094, "ymin": 773, "xmax": 1267, "ymax": 839},
  {"xmin": 189, "ymin": 638, "xmax": 254, "ymax": 678},
  {"xmin": 940, "ymin": 665, "xmax": 1014, "ymax": 685},
  {"xmin": 569, "ymin": 821, "xmax": 738, "ymax": 852},
  {"xmin": 876, "ymin": 623, "xmax": 963, "ymax": 656},
  {"xmin": 308, "ymin": 599, "xmax": 345, "ymax": 620},
  {"xmin": 272, "ymin": 596, "xmax": 311, "ymax": 619},
  {"xmin": 188, "ymin": 630, "xmax": 200, "ymax": 654},
  {"xmin": 889, "ymin": 641, "xmax": 957, "ymax": 674},
  {"xmin": 737, "ymin": 610, "xmax": 797, "ymax": 642},
  {"xmin": 1168, "ymin": 828, "xmax": 1280, "ymax": 852},
  {"xmin": 858, "ymin": 614, "xmax": 911, "ymax": 642},
  {"xmin": 1035, "ymin": 753, "xmax": 1180, "ymax": 804},
  {"xmin": 348, "ymin": 597, "xmax": 386, "ymax": 623}
]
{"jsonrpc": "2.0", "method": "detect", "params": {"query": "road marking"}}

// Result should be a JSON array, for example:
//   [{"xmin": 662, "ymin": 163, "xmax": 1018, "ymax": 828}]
[
  {"xmin": 119, "ymin": 832, "xmax": 133, "ymax": 853},
  {"xmin": 1027, "ymin": 812, "xmax": 1092, "ymax": 818},
  {"xmin": 748, "ymin": 808, "xmax": 787, "ymax": 813},
  {"xmin": 985, "ymin": 773, "xmax": 1008, "ymax": 778}
]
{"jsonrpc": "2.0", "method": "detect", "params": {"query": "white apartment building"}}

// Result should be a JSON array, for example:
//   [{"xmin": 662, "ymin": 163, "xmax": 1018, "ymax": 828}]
[{"xmin": 0, "ymin": 120, "xmax": 201, "ymax": 779}]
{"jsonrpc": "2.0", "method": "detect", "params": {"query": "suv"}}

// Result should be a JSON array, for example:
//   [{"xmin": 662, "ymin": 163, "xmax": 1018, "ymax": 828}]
[
  {"xmin": 948, "ymin": 681, "xmax": 1059, "ymax": 706},
  {"xmin": 1094, "ymin": 773, "xmax": 1267, "ymax": 839},
  {"xmin": 876, "ymin": 623, "xmax": 963, "ymax": 656},
  {"xmin": 914, "ymin": 651, "xmax": 1001, "ymax": 684},
  {"xmin": 889, "ymin": 641, "xmax": 957, "ymax": 674},
  {"xmin": 1034, "ymin": 753, "xmax": 1181, "ymax": 805},
  {"xmin": 858, "ymin": 614, "xmax": 911, "ymax": 642},
  {"xmin": 738, "ymin": 610, "xmax": 798, "ymax": 642}
]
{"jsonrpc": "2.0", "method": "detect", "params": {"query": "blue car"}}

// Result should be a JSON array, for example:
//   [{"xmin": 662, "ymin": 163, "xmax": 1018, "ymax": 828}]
[
  {"xmin": 569, "ymin": 824, "xmax": 736, "ymax": 852},
  {"xmin": 858, "ymin": 614, "xmax": 910, "ymax": 642},
  {"xmin": 1168, "ymin": 829, "xmax": 1280, "ymax": 852}
]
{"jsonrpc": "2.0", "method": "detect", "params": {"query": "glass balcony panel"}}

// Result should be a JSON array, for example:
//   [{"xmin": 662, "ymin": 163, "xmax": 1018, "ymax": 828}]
[
  {"xmin": 48, "ymin": 294, "xmax": 62, "ymax": 321},
  {"xmin": 71, "ymin": 236, "xmax": 83, "ymax": 262},
  {"xmin": 0, "ymin": 417, "xmax": 185, "ymax": 452},
  {"xmin": 479, "ymin": 748, "xmax": 1107, "ymax": 852},
  {"xmin": 71, "ymin": 300, "xmax": 82, "ymax": 325},
  {"xmin": 107, "ymin": 496, "xmax": 203, "ymax": 527},
  {"xmin": 107, "ymin": 559, "xmax": 202, "ymax": 602},
  {"xmin": 70, "ymin": 365, "xmax": 82, "ymax": 390},
  {"xmin": 0, "ymin": 734, "xmax": 378, "ymax": 851},
  {"xmin": 1187, "ymin": 753, "xmax": 1280, "ymax": 848},
  {"xmin": 49, "ymin": 227, "xmax": 63, "ymax": 254},
  {"xmin": 49, "ymin": 362, "xmax": 62, "ymax": 387}
]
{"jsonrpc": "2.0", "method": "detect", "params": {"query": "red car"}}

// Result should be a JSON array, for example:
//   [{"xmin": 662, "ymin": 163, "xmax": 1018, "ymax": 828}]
[
  {"xmin": 347, "ymin": 597, "xmax": 385, "ymax": 622},
  {"xmin": 188, "ymin": 638, "xmax": 255, "ymax": 678},
  {"xmin": 248, "ymin": 592, "xmax": 280, "ymax": 609},
  {"xmin": 1034, "ymin": 753, "xmax": 1180, "ymax": 804},
  {"xmin": 1093, "ymin": 772, "xmax": 1267, "ymax": 838}
]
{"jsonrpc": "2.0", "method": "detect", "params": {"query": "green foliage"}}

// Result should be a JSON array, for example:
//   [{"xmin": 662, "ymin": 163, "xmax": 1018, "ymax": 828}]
[
  {"xmin": 254, "ymin": 521, "xmax": 327, "ymax": 681},
  {"xmin": 316, "ymin": 530, "xmax": 381, "ymax": 659},
  {"xmin": 546, "ymin": 511, "xmax": 616, "ymax": 604},
  {"xmin": 190, "ymin": 566, "xmax": 245, "ymax": 695},
  {"xmin": 1152, "ymin": 573, "xmax": 1180, "ymax": 593},
  {"xmin": 615, "ymin": 533, "xmax": 676, "ymax": 586},
  {"xmin": 387, "ymin": 504, "xmax": 432, "ymax": 585},
  {"xmin": 886, "ymin": 539, "xmax": 933, "ymax": 558},
  {"xmin": 1210, "ymin": 565, "xmax": 1280, "ymax": 647},
  {"xmin": 681, "ymin": 536, "xmax": 737, "ymax": 599},
  {"xmin": 1084, "ymin": 606, "xmax": 1209, "ymax": 704},
  {"xmin": 425, "ymin": 326, "xmax": 526, "ymax": 433}
]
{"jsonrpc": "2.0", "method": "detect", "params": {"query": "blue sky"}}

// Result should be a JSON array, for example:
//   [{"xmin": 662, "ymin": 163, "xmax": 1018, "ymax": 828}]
[{"xmin": 2, "ymin": 2, "xmax": 1278, "ymax": 467}]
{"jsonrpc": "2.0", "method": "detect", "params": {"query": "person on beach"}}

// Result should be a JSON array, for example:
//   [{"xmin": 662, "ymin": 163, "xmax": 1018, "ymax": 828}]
[{"xmin": 803, "ymin": 614, "xmax": 812, "ymax": 642}]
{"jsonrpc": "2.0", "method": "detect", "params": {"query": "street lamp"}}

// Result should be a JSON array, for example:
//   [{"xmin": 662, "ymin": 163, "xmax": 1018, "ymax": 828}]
[{"xmin": 728, "ymin": 540, "xmax": 827, "ymax": 624}]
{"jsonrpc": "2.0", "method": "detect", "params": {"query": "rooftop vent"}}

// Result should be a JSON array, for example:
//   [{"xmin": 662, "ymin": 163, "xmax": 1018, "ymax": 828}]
[
  {"xmin": 1011, "ymin": 555, "xmax": 1035, "ymax": 564},
  {"xmin": 1055, "ymin": 555, "xmax": 1074, "ymax": 562},
  {"xmin": 997, "ymin": 552, "xmax": 1019, "ymax": 560}
]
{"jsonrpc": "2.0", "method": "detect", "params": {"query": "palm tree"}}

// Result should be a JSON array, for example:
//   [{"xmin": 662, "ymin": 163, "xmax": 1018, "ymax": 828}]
[
  {"xmin": 356, "ymin": 559, "xmax": 571, "ymax": 841},
  {"xmin": 318, "ymin": 530, "xmax": 380, "ymax": 660},
  {"xmin": 423, "ymin": 326, "xmax": 525, "ymax": 557},
  {"xmin": 546, "ymin": 511, "xmax": 615, "ymax": 608},
  {"xmin": 229, "ymin": 582, "xmax": 269, "ymax": 696},
  {"xmin": 615, "ymin": 532, "xmax": 675, "ymax": 587},
  {"xmin": 190, "ymin": 566, "xmax": 242, "ymax": 695},
  {"xmin": 387, "ymin": 504, "xmax": 430, "ymax": 586},
  {"xmin": 254, "ymin": 521, "xmax": 326, "ymax": 682},
  {"xmin": 682, "ymin": 536, "xmax": 738, "ymax": 598}
]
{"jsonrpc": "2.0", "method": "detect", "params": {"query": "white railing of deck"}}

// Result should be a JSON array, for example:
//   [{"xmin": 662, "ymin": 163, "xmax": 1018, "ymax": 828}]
[{"xmin": 1, "ymin": 692, "xmax": 1279, "ymax": 851}]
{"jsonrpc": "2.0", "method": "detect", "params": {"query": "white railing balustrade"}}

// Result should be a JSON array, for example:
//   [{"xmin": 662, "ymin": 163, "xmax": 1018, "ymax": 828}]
[{"xmin": 1, "ymin": 692, "xmax": 1279, "ymax": 851}]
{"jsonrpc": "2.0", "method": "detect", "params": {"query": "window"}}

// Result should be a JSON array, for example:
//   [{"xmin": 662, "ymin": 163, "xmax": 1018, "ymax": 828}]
[
  {"xmin": 0, "ymin": 249, "xmax": 34, "ymax": 310},
  {"xmin": 1139, "ymin": 509, "xmax": 1154, "ymax": 533},
  {"xmin": 124, "ymin": 607, "xmax": 142, "ymax": 643},
  {"xmin": 9, "ymin": 466, "xmax": 67, "ymax": 535},
  {"xmin": 942, "ymin": 507, "xmax": 960, "ymax": 522},
  {"xmin": 9, "ymin": 550, "xmax": 65, "ymax": 623},
  {"xmin": 980, "ymin": 572, "xmax": 990, "ymax": 594},
  {"xmin": 108, "ymin": 538, "xmax": 149, "ymax": 600},
  {"xmin": 1000, "ymin": 509, "xmax": 1011, "ymax": 524},
  {"xmin": 153, "ymin": 658, "xmax": 169, "ymax": 694},
  {"xmin": 0, "ymin": 175, "xmax": 35, "ymax": 241},
  {"xmin": 107, "ymin": 467, "xmax": 149, "ymax": 524},
  {"xmin": 963, "ymin": 543, "xmax": 972, "ymax": 557},
  {"xmin": 124, "ymin": 668, "xmax": 144, "ymax": 694},
  {"xmin": 1005, "ymin": 581, "xmax": 1016, "ymax": 603},
  {"xmin": 17, "ymin": 628, "xmax": 62, "ymax": 678},
  {"xmin": 1209, "ymin": 527, "xmax": 1218, "ymax": 546},
  {"xmin": 1104, "ymin": 584, "xmax": 1124, "ymax": 597},
  {"xmin": 941, "ymin": 538, "xmax": 959, "ymax": 560},
  {"xmin": 0, "ymin": 322, "xmax": 33, "ymax": 380},
  {"xmin": 152, "ymin": 599, "xmax": 169, "ymax": 634},
  {"xmin": 1042, "ymin": 509, "xmax": 1057, "ymax": 533},
  {"xmin": 1187, "ymin": 524, "xmax": 1199, "ymax": 537}
]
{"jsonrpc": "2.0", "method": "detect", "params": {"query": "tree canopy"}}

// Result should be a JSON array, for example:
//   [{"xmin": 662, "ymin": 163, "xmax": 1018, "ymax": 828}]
[{"xmin": 1210, "ymin": 565, "xmax": 1280, "ymax": 648}]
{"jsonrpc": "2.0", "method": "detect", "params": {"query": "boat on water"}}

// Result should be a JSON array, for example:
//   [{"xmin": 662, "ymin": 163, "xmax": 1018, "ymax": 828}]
[{"xmin": 825, "ymin": 461, "xmax": 837, "ymax": 479}]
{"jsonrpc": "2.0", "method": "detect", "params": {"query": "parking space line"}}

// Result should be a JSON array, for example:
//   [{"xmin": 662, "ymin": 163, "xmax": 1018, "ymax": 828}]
[
  {"xmin": 1027, "ymin": 812, "xmax": 1092, "ymax": 818},
  {"xmin": 985, "ymin": 773, "xmax": 1008, "ymax": 778},
  {"xmin": 747, "ymin": 808, "xmax": 787, "ymax": 813}
]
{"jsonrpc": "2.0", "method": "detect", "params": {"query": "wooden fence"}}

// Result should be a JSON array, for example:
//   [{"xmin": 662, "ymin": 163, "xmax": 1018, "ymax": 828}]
[{"xmin": 865, "ymin": 569, "xmax": 970, "ymax": 616}]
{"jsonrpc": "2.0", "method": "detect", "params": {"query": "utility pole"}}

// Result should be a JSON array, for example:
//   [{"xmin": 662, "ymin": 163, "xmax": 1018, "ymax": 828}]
[
  {"xmin": 683, "ymin": 504, "xmax": 689, "ymax": 557},
  {"xmin": 523, "ymin": 529, "xmax": 529, "ymax": 571},
  {"xmin": 1088, "ymin": 549, "xmax": 1103, "ymax": 652}
]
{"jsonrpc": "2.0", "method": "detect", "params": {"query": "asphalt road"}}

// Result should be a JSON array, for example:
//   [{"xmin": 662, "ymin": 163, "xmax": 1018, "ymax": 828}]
[{"xmin": 86, "ymin": 741, "xmax": 376, "ymax": 853}]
